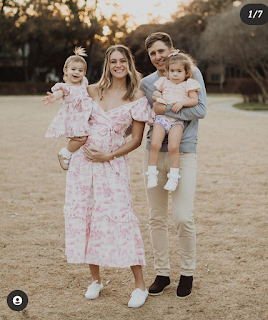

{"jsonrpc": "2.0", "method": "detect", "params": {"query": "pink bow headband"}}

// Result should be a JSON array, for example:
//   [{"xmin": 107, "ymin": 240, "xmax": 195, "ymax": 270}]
[{"xmin": 168, "ymin": 49, "xmax": 180, "ymax": 57}]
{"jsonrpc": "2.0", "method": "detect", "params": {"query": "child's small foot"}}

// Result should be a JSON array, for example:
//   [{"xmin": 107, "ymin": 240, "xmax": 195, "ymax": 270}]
[
  {"xmin": 146, "ymin": 170, "xmax": 159, "ymax": 188},
  {"xmin": 58, "ymin": 148, "xmax": 71, "ymax": 170},
  {"xmin": 164, "ymin": 173, "xmax": 181, "ymax": 191},
  {"xmin": 156, "ymin": 97, "xmax": 167, "ymax": 105}
]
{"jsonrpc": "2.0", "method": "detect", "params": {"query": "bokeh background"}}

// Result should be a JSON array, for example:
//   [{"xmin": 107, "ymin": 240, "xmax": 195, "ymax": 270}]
[{"xmin": 0, "ymin": 0, "xmax": 267, "ymax": 106}]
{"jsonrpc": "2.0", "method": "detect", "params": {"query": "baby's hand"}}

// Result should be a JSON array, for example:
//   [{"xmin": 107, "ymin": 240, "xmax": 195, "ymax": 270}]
[
  {"xmin": 153, "ymin": 90, "xmax": 162, "ymax": 98},
  {"xmin": 42, "ymin": 92, "xmax": 57, "ymax": 107},
  {"xmin": 171, "ymin": 102, "xmax": 183, "ymax": 113},
  {"xmin": 152, "ymin": 90, "xmax": 162, "ymax": 102}
]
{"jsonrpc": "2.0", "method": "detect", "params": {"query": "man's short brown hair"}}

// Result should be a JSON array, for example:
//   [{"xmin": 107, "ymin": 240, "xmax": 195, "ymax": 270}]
[{"xmin": 145, "ymin": 32, "xmax": 173, "ymax": 50}]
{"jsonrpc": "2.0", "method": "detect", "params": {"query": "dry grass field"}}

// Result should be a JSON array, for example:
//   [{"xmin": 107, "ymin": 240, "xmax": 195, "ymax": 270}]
[{"xmin": 0, "ymin": 94, "xmax": 268, "ymax": 320}]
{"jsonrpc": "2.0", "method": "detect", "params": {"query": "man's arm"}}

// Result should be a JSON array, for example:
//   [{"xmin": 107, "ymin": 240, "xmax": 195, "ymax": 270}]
[{"xmin": 154, "ymin": 67, "xmax": 206, "ymax": 121}]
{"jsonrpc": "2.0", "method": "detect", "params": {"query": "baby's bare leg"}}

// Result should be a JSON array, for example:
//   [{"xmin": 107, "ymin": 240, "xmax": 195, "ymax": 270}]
[
  {"xmin": 168, "ymin": 125, "xmax": 183, "ymax": 168},
  {"xmin": 148, "ymin": 124, "xmax": 166, "ymax": 166},
  {"xmin": 67, "ymin": 136, "xmax": 88, "ymax": 152}
]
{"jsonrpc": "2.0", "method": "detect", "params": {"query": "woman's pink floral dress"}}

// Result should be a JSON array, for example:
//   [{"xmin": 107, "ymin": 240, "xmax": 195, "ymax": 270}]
[
  {"xmin": 64, "ymin": 96, "xmax": 154, "ymax": 267},
  {"xmin": 45, "ymin": 77, "xmax": 92, "ymax": 138}
]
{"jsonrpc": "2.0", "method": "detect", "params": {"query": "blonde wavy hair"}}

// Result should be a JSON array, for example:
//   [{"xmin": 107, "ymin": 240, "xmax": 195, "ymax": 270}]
[
  {"xmin": 98, "ymin": 45, "xmax": 141, "ymax": 101},
  {"xmin": 63, "ymin": 47, "xmax": 87, "ymax": 82},
  {"xmin": 165, "ymin": 51, "xmax": 196, "ymax": 80}
]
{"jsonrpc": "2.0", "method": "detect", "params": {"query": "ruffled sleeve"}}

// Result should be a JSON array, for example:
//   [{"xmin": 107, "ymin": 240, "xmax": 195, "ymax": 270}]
[
  {"xmin": 82, "ymin": 76, "xmax": 89, "ymax": 87},
  {"xmin": 154, "ymin": 77, "xmax": 166, "ymax": 91},
  {"xmin": 51, "ymin": 82, "xmax": 70, "ymax": 96},
  {"xmin": 130, "ymin": 97, "xmax": 155, "ymax": 124},
  {"xmin": 186, "ymin": 78, "xmax": 201, "ymax": 93}
]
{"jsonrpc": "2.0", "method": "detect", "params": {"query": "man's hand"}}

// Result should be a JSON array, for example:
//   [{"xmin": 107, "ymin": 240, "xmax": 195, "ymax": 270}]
[{"xmin": 153, "ymin": 101, "xmax": 166, "ymax": 115}]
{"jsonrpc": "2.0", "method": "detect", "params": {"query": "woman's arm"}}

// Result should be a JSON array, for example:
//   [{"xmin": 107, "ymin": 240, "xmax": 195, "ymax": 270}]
[{"xmin": 83, "ymin": 120, "xmax": 145, "ymax": 162}]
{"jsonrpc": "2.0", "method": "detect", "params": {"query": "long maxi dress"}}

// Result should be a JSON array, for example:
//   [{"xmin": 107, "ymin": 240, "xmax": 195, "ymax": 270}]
[{"xmin": 64, "ymin": 96, "xmax": 154, "ymax": 268}]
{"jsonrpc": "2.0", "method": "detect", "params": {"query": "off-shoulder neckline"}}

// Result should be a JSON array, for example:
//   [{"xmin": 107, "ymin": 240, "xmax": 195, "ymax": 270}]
[{"xmin": 93, "ymin": 96, "xmax": 147, "ymax": 114}]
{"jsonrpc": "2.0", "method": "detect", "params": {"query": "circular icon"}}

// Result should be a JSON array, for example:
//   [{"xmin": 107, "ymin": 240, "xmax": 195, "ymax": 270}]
[
  {"xmin": 7, "ymin": 290, "xmax": 28, "ymax": 311},
  {"xmin": 13, "ymin": 296, "xmax": 23, "ymax": 305}
]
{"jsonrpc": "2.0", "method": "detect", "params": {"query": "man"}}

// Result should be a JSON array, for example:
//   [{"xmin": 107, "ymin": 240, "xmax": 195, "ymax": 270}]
[{"xmin": 140, "ymin": 32, "xmax": 206, "ymax": 298}]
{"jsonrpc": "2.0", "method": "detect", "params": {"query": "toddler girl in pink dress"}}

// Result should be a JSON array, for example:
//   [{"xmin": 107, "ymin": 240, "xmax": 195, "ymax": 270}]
[
  {"xmin": 43, "ymin": 47, "xmax": 93, "ymax": 170},
  {"xmin": 146, "ymin": 50, "xmax": 201, "ymax": 191}
]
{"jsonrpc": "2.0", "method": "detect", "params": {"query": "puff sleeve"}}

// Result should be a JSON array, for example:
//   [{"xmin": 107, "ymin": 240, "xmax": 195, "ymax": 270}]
[
  {"xmin": 130, "ymin": 97, "xmax": 155, "ymax": 124},
  {"xmin": 154, "ymin": 77, "xmax": 166, "ymax": 91},
  {"xmin": 186, "ymin": 78, "xmax": 201, "ymax": 93},
  {"xmin": 51, "ymin": 82, "xmax": 70, "ymax": 96},
  {"xmin": 82, "ymin": 76, "xmax": 89, "ymax": 87}
]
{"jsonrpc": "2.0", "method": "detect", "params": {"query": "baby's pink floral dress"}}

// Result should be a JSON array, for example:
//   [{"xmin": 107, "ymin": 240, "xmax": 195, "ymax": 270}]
[
  {"xmin": 64, "ymin": 96, "xmax": 154, "ymax": 267},
  {"xmin": 45, "ymin": 77, "xmax": 92, "ymax": 138}
]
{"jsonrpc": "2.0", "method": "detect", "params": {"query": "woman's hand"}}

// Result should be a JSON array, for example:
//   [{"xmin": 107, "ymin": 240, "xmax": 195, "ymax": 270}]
[{"xmin": 83, "ymin": 146, "xmax": 112, "ymax": 162}]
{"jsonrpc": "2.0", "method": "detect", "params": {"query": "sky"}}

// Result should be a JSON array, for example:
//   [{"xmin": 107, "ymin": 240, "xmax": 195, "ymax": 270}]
[{"xmin": 95, "ymin": 0, "xmax": 188, "ymax": 28}]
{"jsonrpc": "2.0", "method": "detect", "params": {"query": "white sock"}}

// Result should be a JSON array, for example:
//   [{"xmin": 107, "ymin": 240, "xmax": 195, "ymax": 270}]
[
  {"xmin": 169, "ymin": 167, "xmax": 180, "ymax": 176},
  {"xmin": 147, "ymin": 166, "xmax": 157, "ymax": 173},
  {"xmin": 61, "ymin": 147, "xmax": 73, "ymax": 159}
]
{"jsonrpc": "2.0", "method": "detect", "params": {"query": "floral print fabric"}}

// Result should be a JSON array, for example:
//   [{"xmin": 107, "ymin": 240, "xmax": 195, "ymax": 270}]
[
  {"xmin": 64, "ymin": 96, "xmax": 154, "ymax": 267},
  {"xmin": 45, "ymin": 77, "xmax": 93, "ymax": 138}
]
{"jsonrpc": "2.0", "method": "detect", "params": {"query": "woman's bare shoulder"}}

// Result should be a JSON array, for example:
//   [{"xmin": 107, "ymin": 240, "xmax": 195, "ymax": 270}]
[
  {"xmin": 87, "ymin": 83, "xmax": 99, "ymax": 98},
  {"xmin": 133, "ymin": 89, "xmax": 145, "ymax": 100}
]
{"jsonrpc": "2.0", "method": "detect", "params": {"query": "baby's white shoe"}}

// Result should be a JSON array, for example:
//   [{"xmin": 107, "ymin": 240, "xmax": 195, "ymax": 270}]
[
  {"xmin": 156, "ymin": 97, "xmax": 167, "ymax": 105},
  {"xmin": 128, "ymin": 288, "xmax": 148, "ymax": 308},
  {"xmin": 164, "ymin": 173, "xmax": 181, "ymax": 192},
  {"xmin": 85, "ymin": 280, "xmax": 103, "ymax": 299},
  {"xmin": 146, "ymin": 170, "xmax": 159, "ymax": 188},
  {"xmin": 58, "ymin": 148, "xmax": 71, "ymax": 170}
]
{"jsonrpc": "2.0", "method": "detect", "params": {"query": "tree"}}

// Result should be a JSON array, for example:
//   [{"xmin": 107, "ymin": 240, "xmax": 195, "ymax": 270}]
[{"xmin": 200, "ymin": 0, "xmax": 268, "ymax": 102}]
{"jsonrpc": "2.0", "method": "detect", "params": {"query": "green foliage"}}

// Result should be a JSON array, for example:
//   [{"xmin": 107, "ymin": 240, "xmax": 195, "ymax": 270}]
[
  {"xmin": 0, "ymin": 0, "xmax": 127, "ymax": 83},
  {"xmin": 233, "ymin": 102, "xmax": 268, "ymax": 110}
]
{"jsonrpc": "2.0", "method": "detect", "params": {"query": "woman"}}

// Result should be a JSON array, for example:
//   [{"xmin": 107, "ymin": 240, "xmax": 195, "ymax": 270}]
[{"xmin": 64, "ymin": 45, "xmax": 154, "ymax": 308}]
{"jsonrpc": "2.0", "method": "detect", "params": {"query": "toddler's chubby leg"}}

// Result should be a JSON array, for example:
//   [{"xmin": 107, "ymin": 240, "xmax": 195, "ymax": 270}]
[
  {"xmin": 164, "ymin": 124, "xmax": 183, "ymax": 192},
  {"xmin": 58, "ymin": 136, "xmax": 88, "ymax": 170}
]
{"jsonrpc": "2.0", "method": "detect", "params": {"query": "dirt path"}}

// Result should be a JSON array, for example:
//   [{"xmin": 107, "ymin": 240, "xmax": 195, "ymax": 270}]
[{"xmin": 0, "ymin": 95, "xmax": 267, "ymax": 320}]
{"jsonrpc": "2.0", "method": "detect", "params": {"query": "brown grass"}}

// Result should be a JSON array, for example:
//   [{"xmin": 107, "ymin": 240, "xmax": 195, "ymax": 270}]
[{"xmin": 0, "ymin": 95, "xmax": 268, "ymax": 320}]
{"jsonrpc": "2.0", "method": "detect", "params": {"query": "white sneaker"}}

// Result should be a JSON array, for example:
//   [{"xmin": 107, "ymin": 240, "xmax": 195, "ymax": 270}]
[
  {"xmin": 164, "ymin": 173, "xmax": 181, "ymax": 191},
  {"xmin": 128, "ymin": 288, "xmax": 148, "ymax": 308},
  {"xmin": 146, "ymin": 170, "xmax": 159, "ymax": 188},
  {"xmin": 85, "ymin": 280, "xmax": 103, "ymax": 299}
]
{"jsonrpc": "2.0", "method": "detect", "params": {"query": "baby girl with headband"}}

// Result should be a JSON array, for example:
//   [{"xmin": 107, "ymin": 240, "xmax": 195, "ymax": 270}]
[
  {"xmin": 146, "ymin": 50, "xmax": 201, "ymax": 191},
  {"xmin": 43, "ymin": 47, "xmax": 92, "ymax": 170}
]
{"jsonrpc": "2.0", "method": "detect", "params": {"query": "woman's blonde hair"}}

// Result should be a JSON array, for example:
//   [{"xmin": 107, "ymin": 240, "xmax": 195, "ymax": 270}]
[
  {"xmin": 98, "ymin": 45, "xmax": 141, "ymax": 101},
  {"xmin": 165, "ymin": 50, "xmax": 196, "ymax": 80},
  {"xmin": 63, "ymin": 47, "xmax": 87, "ymax": 82}
]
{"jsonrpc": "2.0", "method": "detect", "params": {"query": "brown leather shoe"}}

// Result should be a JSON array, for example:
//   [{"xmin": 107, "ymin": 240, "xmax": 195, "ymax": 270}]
[
  {"xmin": 149, "ymin": 275, "xmax": 170, "ymax": 295},
  {"xmin": 57, "ymin": 153, "xmax": 69, "ymax": 170},
  {"xmin": 177, "ymin": 275, "xmax": 193, "ymax": 298}
]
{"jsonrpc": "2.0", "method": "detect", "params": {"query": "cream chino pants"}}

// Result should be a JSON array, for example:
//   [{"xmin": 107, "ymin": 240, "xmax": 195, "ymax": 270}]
[{"xmin": 143, "ymin": 150, "xmax": 197, "ymax": 277}]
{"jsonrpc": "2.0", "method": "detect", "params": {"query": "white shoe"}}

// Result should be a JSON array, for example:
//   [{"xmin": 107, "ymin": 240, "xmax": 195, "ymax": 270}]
[
  {"xmin": 58, "ymin": 148, "xmax": 71, "ymax": 170},
  {"xmin": 85, "ymin": 280, "xmax": 103, "ymax": 299},
  {"xmin": 164, "ymin": 173, "xmax": 181, "ymax": 191},
  {"xmin": 146, "ymin": 170, "xmax": 159, "ymax": 188},
  {"xmin": 128, "ymin": 288, "xmax": 148, "ymax": 308}
]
